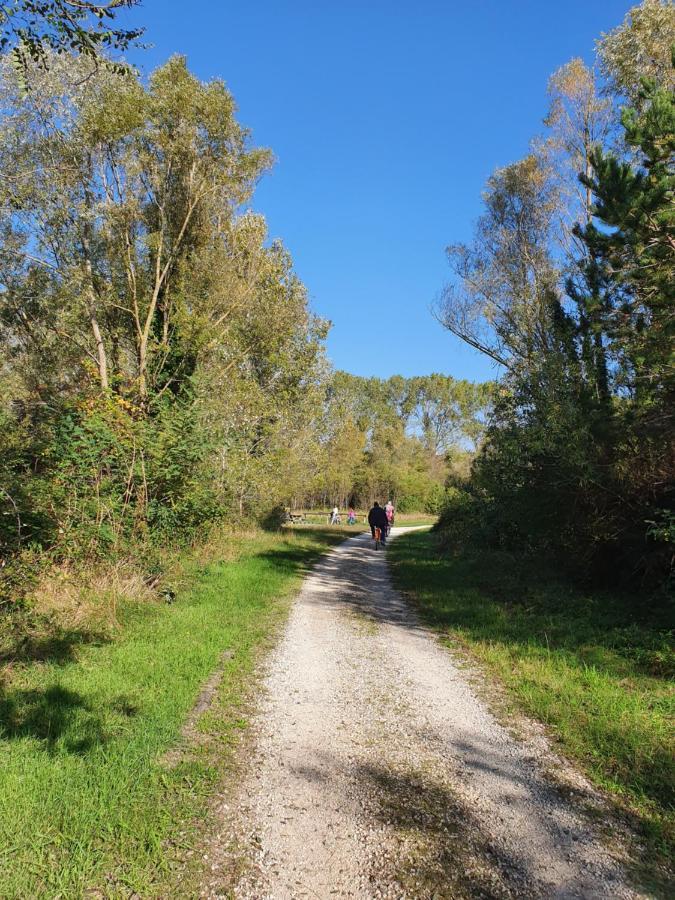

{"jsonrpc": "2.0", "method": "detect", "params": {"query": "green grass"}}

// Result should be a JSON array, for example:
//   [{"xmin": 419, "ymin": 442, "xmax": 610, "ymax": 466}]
[
  {"xmin": 389, "ymin": 529, "xmax": 674, "ymax": 883},
  {"xmin": 0, "ymin": 526, "xmax": 350, "ymax": 898}
]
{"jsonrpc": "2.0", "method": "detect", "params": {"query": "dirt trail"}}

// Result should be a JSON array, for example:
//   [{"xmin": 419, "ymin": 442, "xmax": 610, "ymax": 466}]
[{"xmin": 202, "ymin": 529, "xmax": 643, "ymax": 899}]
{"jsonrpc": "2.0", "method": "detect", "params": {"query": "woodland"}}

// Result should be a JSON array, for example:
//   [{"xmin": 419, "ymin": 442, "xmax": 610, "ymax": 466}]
[
  {"xmin": 0, "ymin": 2, "xmax": 672, "ymax": 896},
  {"xmin": 0, "ymin": 0, "xmax": 673, "ymax": 606},
  {"xmin": 0, "ymin": 20, "xmax": 487, "ymax": 605}
]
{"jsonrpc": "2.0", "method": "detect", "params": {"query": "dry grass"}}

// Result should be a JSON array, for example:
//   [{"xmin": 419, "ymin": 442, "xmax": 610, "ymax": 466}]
[
  {"xmin": 32, "ymin": 559, "xmax": 157, "ymax": 631},
  {"xmin": 1, "ymin": 557, "xmax": 160, "ymax": 669},
  {"xmin": 5, "ymin": 523, "xmax": 353, "ymax": 666},
  {"xmin": 27, "ymin": 524, "xmax": 256, "ymax": 635},
  {"xmin": 187, "ymin": 525, "xmax": 259, "ymax": 568}
]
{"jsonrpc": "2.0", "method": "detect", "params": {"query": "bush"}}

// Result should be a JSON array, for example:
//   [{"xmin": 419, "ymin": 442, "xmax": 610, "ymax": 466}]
[
  {"xmin": 435, "ymin": 486, "xmax": 495, "ymax": 552},
  {"xmin": 0, "ymin": 546, "xmax": 42, "ymax": 610},
  {"xmin": 259, "ymin": 505, "xmax": 289, "ymax": 531}
]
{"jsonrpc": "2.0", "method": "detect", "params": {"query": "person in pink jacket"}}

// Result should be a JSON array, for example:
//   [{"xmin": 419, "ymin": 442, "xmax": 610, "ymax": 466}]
[{"xmin": 384, "ymin": 500, "xmax": 395, "ymax": 535}]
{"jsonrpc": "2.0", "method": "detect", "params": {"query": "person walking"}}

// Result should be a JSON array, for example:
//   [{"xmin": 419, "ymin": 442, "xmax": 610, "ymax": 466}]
[
  {"xmin": 330, "ymin": 506, "xmax": 340, "ymax": 525},
  {"xmin": 367, "ymin": 501, "xmax": 388, "ymax": 547},
  {"xmin": 384, "ymin": 500, "xmax": 395, "ymax": 535}
]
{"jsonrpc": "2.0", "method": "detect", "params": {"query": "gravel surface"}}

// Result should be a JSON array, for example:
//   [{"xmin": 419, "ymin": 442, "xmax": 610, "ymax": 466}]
[{"xmin": 202, "ymin": 529, "xmax": 644, "ymax": 899}]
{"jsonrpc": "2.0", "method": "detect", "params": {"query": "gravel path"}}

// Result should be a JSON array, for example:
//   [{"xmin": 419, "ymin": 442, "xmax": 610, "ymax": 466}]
[{"xmin": 202, "ymin": 528, "xmax": 643, "ymax": 899}]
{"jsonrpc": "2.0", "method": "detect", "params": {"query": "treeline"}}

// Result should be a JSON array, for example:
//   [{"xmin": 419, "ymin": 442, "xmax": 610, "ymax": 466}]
[
  {"xmin": 305, "ymin": 372, "xmax": 490, "ymax": 513},
  {"xmin": 437, "ymin": 0, "xmax": 674, "ymax": 588},
  {"xmin": 0, "ymin": 51, "xmax": 487, "ymax": 601}
]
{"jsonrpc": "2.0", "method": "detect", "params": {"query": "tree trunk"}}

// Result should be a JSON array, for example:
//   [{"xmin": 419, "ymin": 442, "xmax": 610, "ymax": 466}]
[
  {"xmin": 82, "ymin": 163, "xmax": 109, "ymax": 392},
  {"xmin": 138, "ymin": 335, "xmax": 148, "ymax": 401},
  {"xmin": 90, "ymin": 309, "xmax": 109, "ymax": 390}
]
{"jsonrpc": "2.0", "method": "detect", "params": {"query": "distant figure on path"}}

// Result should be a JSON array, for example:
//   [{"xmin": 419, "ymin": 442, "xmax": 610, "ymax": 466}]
[
  {"xmin": 330, "ymin": 506, "xmax": 340, "ymax": 525},
  {"xmin": 385, "ymin": 500, "xmax": 395, "ymax": 534},
  {"xmin": 368, "ymin": 501, "xmax": 388, "ymax": 545},
  {"xmin": 347, "ymin": 507, "xmax": 356, "ymax": 525}
]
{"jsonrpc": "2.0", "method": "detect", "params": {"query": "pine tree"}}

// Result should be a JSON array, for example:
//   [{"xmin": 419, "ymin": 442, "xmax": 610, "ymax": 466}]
[{"xmin": 576, "ymin": 64, "xmax": 674, "ymax": 405}]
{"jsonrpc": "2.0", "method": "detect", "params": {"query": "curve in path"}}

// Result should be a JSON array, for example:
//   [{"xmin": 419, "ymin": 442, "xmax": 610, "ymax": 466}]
[{"xmin": 203, "ymin": 528, "xmax": 641, "ymax": 900}]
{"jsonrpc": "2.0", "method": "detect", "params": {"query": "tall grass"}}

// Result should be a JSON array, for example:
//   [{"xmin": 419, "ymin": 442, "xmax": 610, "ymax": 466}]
[
  {"xmin": 0, "ymin": 527, "xmax": 348, "ymax": 898},
  {"xmin": 389, "ymin": 529, "xmax": 674, "ymax": 883}
]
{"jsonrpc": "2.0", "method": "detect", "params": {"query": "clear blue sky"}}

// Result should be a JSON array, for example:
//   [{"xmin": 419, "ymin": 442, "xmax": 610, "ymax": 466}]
[{"xmin": 126, "ymin": 0, "xmax": 631, "ymax": 382}]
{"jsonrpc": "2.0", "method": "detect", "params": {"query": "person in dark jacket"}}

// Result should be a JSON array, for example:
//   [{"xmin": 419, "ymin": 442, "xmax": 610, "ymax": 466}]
[{"xmin": 368, "ymin": 501, "xmax": 388, "ymax": 545}]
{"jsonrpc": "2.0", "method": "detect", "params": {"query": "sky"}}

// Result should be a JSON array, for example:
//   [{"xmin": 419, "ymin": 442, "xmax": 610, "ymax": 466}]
[{"xmin": 124, "ymin": 0, "xmax": 631, "ymax": 382}]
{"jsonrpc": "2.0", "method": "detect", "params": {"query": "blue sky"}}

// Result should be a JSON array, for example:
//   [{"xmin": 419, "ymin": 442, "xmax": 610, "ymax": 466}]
[{"xmin": 126, "ymin": 0, "xmax": 631, "ymax": 382}]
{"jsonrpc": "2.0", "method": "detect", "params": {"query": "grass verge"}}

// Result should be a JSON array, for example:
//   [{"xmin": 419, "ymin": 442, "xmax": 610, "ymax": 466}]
[
  {"xmin": 0, "ymin": 526, "xmax": 351, "ymax": 898},
  {"xmin": 388, "ymin": 529, "xmax": 674, "ymax": 889}
]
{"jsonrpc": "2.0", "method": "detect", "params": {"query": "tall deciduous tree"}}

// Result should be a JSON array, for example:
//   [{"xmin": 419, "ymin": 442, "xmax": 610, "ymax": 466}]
[
  {"xmin": 0, "ymin": 53, "xmax": 327, "ymax": 561},
  {"xmin": 437, "ymin": 154, "xmax": 561, "ymax": 371},
  {"xmin": 302, "ymin": 372, "xmax": 490, "ymax": 512},
  {"xmin": 597, "ymin": 0, "xmax": 675, "ymax": 104},
  {"xmin": 409, "ymin": 374, "xmax": 490, "ymax": 454},
  {"xmin": 0, "ymin": 54, "xmax": 271, "ymax": 403},
  {"xmin": 544, "ymin": 58, "xmax": 614, "ymax": 237}
]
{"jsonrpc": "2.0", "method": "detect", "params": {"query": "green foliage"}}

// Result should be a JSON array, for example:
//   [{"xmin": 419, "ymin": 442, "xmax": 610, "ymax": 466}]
[
  {"xmin": 577, "ymin": 74, "xmax": 675, "ymax": 402},
  {"xmin": 306, "ymin": 371, "xmax": 491, "ymax": 513},
  {"xmin": 434, "ymin": 485, "xmax": 494, "ymax": 551},
  {"xmin": 437, "ymin": 16, "xmax": 674, "ymax": 589},
  {"xmin": 0, "ymin": 53, "xmax": 329, "ymax": 594},
  {"xmin": 647, "ymin": 510, "xmax": 675, "ymax": 546},
  {"xmin": 1, "ymin": 1, "xmax": 144, "ymax": 87},
  {"xmin": 597, "ymin": 0, "xmax": 675, "ymax": 104}
]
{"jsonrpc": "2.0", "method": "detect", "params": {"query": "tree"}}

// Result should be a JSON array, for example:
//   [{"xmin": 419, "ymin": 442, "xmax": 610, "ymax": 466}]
[
  {"xmin": 1, "ymin": 1, "xmax": 143, "ymax": 82},
  {"xmin": 437, "ymin": 154, "xmax": 561, "ymax": 371},
  {"xmin": 300, "ymin": 372, "xmax": 489, "ymax": 512},
  {"xmin": 434, "ymin": 33, "xmax": 674, "ymax": 585},
  {"xmin": 315, "ymin": 418, "xmax": 366, "ymax": 508},
  {"xmin": 576, "ymin": 70, "xmax": 675, "ymax": 403},
  {"xmin": 198, "ymin": 215, "xmax": 329, "ymax": 516},
  {"xmin": 0, "ymin": 52, "xmax": 328, "ymax": 560},
  {"xmin": 597, "ymin": 0, "xmax": 675, "ymax": 104},
  {"xmin": 543, "ymin": 58, "xmax": 614, "ymax": 237},
  {"xmin": 409, "ymin": 374, "xmax": 490, "ymax": 454},
  {"xmin": 539, "ymin": 59, "xmax": 616, "ymax": 406},
  {"xmin": 0, "ymin": 54, "xmax": 271, "ymax": 403}
]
